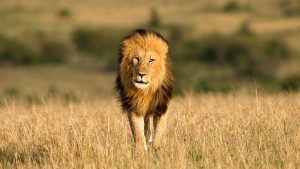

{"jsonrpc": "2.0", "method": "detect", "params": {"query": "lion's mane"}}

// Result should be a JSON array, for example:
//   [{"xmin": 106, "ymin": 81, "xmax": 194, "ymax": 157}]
[{"xmin": 116, "ymin": 29, "xmax": 173, "ymax": 116}]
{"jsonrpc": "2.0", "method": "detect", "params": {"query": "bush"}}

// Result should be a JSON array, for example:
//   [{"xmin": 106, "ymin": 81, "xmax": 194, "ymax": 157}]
[
  {"xmin": 71, "ymin": 28, "xmax": 122, "ymax": 57},
  {"xmin": 47, "ymin": 85, "xmax": 60, "ymax": 97},
  {"xmin": 26, "ymin": 93, "xmax": 42, "ymax": 105},
  {"xmin": 185, "ymin": 33, "xmax": 260, "ymax": 67},
  {"xmin": 223, "ymin": 1, "xmax": 243, "ymax": 12},
  {"xmin": 57, "ymin": 8, "xmax": 71, "ymax": 18},
  {"xmin": 183, "ymin": 33, "xmax": 290, "ymax": 77},
  {"xmin": 235, "ymin": 20, "xmax": 254, "ymax": 36},
  {"xmin": 279, "ymin": 0, "xmax": 300, "ymax": 16},
  {"xmin": 0, "ymin": 34, "xmax": 69, "ymax": 65},
  {"xmin": 63, "ymin": 91, "xmax": 80, "ymax": 103},
  {"xmin": 0, "ymin": 35, "xmax": 35, "ymax": 64},
  {"xmin": 280, "ymin": 75, "xmax": 300, "ymax": 91},
  {"xmin": 2, "ymin": 87, "xmax": 20, "ymax": 98},
  {"xmin": 38, "ymin": 39, "xmax": 70, "ymax": 63},
  {"xmin": 148, "ymin": 8, "xmax": 162, "ymax": 28}
]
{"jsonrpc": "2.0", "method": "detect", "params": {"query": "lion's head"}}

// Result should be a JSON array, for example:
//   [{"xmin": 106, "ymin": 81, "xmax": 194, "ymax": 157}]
[
  {"xmin": 116, "ymin": 29, "xmax": 173, "ymax": 115},
  {"xmin": 118, "ymin": 29, "xmax": 169, "ymax": 91}
]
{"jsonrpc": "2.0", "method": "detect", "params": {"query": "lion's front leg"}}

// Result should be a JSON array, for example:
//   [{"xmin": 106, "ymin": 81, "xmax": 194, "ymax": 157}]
[
  {"xmin": 144, "ymin": 114, "xmax": 153, "ymax": 145},
  {"xmin": 153, "ymin": 111, "xmax": 169, "ymax": 150},
  {"xmin": 127, "ymin": 112, "xmax": 147, "ymax": 151}
]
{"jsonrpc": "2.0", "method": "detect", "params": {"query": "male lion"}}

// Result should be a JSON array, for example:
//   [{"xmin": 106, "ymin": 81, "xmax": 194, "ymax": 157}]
[{"xmin": 116, "ymin": 29, "xmax": 173, "ymax": 151}]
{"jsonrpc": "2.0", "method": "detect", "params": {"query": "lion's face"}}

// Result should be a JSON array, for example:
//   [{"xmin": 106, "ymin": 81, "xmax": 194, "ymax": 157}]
[
  {"xmin": 131, "ymin": 50, "xmax": 158, "ymax": 89},
  {"xmin": 119, "ymin": 32, "xmax": 168, "ymax": 91}
]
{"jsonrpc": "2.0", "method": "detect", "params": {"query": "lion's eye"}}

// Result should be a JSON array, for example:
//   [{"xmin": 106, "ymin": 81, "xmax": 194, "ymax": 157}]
[
  {"xmin": 133, "ymin": 57, "xmax": 139, "ymax": 64},
  {"xmin": 149, "ymin": 58, "xmax": 155, "ymax": 63}
]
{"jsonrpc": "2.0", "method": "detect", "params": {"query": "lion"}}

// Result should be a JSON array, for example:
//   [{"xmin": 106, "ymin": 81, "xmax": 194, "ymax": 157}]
[{"xmin": 116, "ymin": 29, "xmax": 174, "ymax": 151}]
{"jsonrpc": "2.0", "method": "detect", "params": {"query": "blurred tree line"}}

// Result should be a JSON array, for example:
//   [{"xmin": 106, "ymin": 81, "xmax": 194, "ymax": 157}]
[
  {"xmin": 0, "ymin": 3, "xmax": 300, "ymax": 93},
  {"xmin": 0, "ymin": 34, "xmax": 69, "ymax": 64}
]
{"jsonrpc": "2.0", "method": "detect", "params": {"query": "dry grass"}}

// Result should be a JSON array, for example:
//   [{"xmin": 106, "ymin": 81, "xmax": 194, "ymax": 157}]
[{"xmin": 0, "ymin": 92, "xmax": 299, "ymax": 168}]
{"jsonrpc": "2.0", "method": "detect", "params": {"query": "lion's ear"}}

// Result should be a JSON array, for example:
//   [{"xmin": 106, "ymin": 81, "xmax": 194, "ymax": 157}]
[{"xmin": 120, "ymin": 40, "xmax": 134, "ymax": 60}]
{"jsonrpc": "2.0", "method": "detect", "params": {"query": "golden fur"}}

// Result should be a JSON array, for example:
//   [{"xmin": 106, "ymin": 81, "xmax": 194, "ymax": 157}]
[{"xmin": 116, "ymin": 29, "xmax": 174, "ymax": 151}]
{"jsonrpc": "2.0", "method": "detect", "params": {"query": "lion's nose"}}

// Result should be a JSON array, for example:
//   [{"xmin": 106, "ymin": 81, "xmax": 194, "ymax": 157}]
[{"xmin": 138, "ymin": 72, "xmax": 146, "ymax": 77}]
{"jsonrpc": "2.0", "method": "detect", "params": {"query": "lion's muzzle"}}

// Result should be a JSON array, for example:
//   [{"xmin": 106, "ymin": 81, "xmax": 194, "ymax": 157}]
[{"xmin": 133, "ymin": 73, "xmax": 151, "ymax": 89}]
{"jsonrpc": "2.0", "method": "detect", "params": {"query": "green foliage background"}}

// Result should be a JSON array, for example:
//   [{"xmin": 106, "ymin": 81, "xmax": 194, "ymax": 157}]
[{"xmin": 0, "ymin": 0, "xmax": 300, "ymax": 97}]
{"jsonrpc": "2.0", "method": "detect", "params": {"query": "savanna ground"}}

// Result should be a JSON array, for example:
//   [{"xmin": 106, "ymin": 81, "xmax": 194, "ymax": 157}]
[
  {"xmin": 1, "ymin": 0, "xmax": 300, "ymax": 168},
  {"xmin": 0, "ymin": 90, "xmax": 300, "ymax": 168}
]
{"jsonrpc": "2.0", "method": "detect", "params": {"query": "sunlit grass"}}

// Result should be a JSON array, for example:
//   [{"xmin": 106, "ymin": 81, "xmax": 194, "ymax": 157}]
[{"xmin": 0, "ymin": 92, "xmax": 299, "ymax": 168}]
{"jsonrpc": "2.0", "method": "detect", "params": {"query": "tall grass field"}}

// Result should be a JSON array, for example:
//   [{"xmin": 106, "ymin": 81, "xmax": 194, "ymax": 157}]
[{"xmin": 0, "ymin": 92, "xmax": 299, "ymax": 168}]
